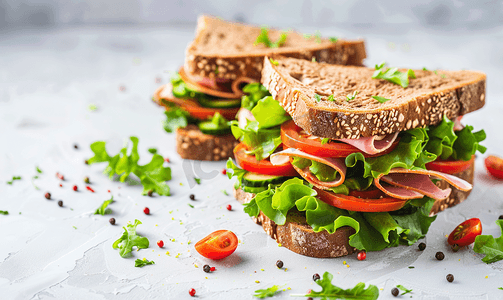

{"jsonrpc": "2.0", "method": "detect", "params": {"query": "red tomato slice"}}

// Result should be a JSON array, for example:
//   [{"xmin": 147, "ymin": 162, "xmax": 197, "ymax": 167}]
[
  {"xmin": 234, "ymin": 143, "xmax": 298, "ymax": 176},
  {"xmin": 348, "ymin": 188, "xmax": 387, "ymax": 199},
  {"xmin": 485, "ymin": 155, "xmax": 503, "ymax": 179},
  {"xmin": 164, "ymin": 97, "xmax": 239, "ymax": 121},
  {"xmin": 425, "ymin": 155, "xmax": 474, "ymax": 175},
  {"xmin": 195, "ymin": 230, "xmax": 238, "ymax": 260},
  {"xmin": 315, "ymin": 188, "xmax": 408, "ymax": 212},
  {"xmin": 447, "ymin": 218, "xmax": 482, "ymax": 247},
  {"xmin": 280, "ymin": 120, "xmax": 399, "ymax": 158}
]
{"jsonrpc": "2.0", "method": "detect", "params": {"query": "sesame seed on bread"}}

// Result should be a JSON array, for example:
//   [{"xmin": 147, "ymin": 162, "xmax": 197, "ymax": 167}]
[
  {"xmin": 261, "ymin": 56, "xmax": 486, "ymax": 139},
  {"xmin": 184, "ymin": 15, "xmax": 366, "ymax": 82}
]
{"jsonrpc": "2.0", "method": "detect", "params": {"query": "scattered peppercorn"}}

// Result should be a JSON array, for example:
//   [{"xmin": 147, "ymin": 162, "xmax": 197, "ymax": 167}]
[
  {"xmin": 109, "ymin": 218, "xmax": 116, "ymax": 225},
  {"xmin": 157, "ymin": 240, "xmax": 164, "ymax": 248},
  {"xmin": 73, "ymin": 185, "xmax": 78, "ymax": 191},
  {"xmin": 357, "ymin": 251, "xmax": 367, "ymax": 261},
  {"xmin": 164, "ymin": 157, "xmax": 170, "ymax": 163},
  {"xmin": 307, "ymin": 298, "xmax": 313, "ymax": 300},
  {"xmin": 58, "ymin": 200, "xmax": 63, "ymax": 207},
  {"xmin": 143, "ymin": 207, "xmax": 150, "ymax": 215},
  {"xmin": 276, "ymin": 260, "xmax": 284, "ymax": 269},
  {"xmin": 391, "ymin": 287, "xmax": 399, "ymax": 297},
  {"xmin": 59, "ymin": 184, "xmax": 63, "ymax": 187},
  {"xmin": 418, "ymin": 242, "xmax": 426, "ymax": 251},
  {"xmin": 119, "ymin": 86, "xmax": 126, "ymax": 92},
  {"xmin": 84, "ymin": 160, "xmax": 89, "ymax": 165},
  {"xmin": 188, "ymin": 288, "xmax": 196, "ymax": 297},
  {"xmin": 84, "ymin": 177, "xmax": 90, "ymax": 184},
  {"xmin": 499, "ymin": 215, "xmax": 503, "ymax": 220},
  {"xmin": 56, "ymin": 172, "xmax": 64, "ymax": 180},
  {"xmin": 435, "ymin": 251, "xmax": 445, "ymax": 261},
  {"xmin": 451, "ymin": 244, "xmax": 460, "ymax": 252},
  {"xmin": 226, "ymin": 204, "xmax": 232, "ymax": 211},
  {"xmin": 74, "ymin": 144, "xmax": 78, "ymax": 149},
  {"xmin": 189, "ymin": 194, "xmax": 195, "ymax": 200},
  {"xmin": 446, "ymin": 274, "xmax": 454, "ymax": 282},
  {"xmin": 222, "ymin": 168, "xmax": 227, "ymax": 175},
  {"xmin": 203, "ymin": 265, "xmax": 211, "ymax": 273},
  {"xmin": 312, "ymin": 273, "xmax": 320, "ymax": 281},
  {"xmin": 147, "ymin": 190, "xmax": 153, "ymax": 197},
  {"xmin": 45, "ymin": 192, "xmax": 51, "ymax": 200}
]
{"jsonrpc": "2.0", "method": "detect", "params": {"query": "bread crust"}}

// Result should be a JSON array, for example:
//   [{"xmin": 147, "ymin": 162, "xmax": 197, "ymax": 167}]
[
  {"xmin": 176, "ymin": 125, "xmax": 238, "ymax": 161},
  {"xmin": 234, "ymin": 159, "xmax": 475, "ymax": 257},
  {"xmin": 185, "ymin": 16, "xmax": 366, "ymax": 82},
  {"xmin": 261, "ymin": 56, "xmax": 486, "ymax": 139}
]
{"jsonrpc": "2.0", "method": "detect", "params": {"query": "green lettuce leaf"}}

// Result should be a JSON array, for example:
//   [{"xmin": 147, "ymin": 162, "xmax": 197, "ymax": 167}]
[
  {"xmin": 391, "ymin": 199, "xmax": 436, "ymax": 245},
  {"xmin": 134, "ymin": 258, "xmax": 155, "ymax": 267},
  {"xmin": 241, "ymin": 83, "xmax": 270, "ymax": 111},
  {"xmin": 112, "ymin": 219, "xmax": 149, "ymax": 258},
  {"xmin": 251, "ymin": 96, "xmax": 291, "ymax": 128},
  {"xmin": 226, "ymin": 158, "xmax": 247, "ymax": 189},
  {"xmin": 88, "ymin": 137, "xmax": 171, "ymax": 196},
  {"xmin": 292, "ymin": 157, "xmax": 338, "ymax": 182},
  {"xmin": 425, "ymin": 116, "xmax": 457, "ymax": 160},
  {"xmin": 473, "ymin": 220, "xmax": 503, "ymax": 264},
  {"xmin": 231, "ymin": 121, "xmax": 281, "ymax": 161},
  {"xmin": 452, "ymin": 125, "xmax": 487, "ymax": 161},
  {"xmin": 162, "ymin": 104, "xmax": 190, "ymax": 133},
  {"xmin": 94, "ymin": 196, "xmax": 113, "ymax": 215},
  {"xmin": 296, "ymin": 272, "xmax": 379, "ymax": 300}
]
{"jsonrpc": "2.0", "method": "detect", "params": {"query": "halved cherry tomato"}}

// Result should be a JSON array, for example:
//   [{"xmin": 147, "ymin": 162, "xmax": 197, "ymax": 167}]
[
  {"xmin": 447, "ymin": 218, "xmax": 482, "ymax": 247},
  {"xmin": 315, "ymin": 188, "xmax": 408, "ymax": 212},
  {"xmin": 234, "ymin": 143, "xmax": 298, "ymax": 176},
  {"xmin": 485, "ymin": 155, "xmax": 503, "ymax": 179},
  {"xmin": 164, "ymin": 98, "xmax": 239, "ymax": 120},
  {"xmin": 425, "ymin": 155, "xmax": 474, "ymax": 175},
  {"xmin": 281, "ymin": 120, "xmax": 399, "ymax": 158},
  {"xmin": 195, "ymin": 230, "xmax": 238, "ymax": 260}
]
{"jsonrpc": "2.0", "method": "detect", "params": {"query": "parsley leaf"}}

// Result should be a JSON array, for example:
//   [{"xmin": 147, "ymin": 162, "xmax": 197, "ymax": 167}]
[
  {"xmin": 226, "ymin": 158, "xmax": 247, "ymax": 189},
  {"xmin": 0, "ymin": 211, "xmax": 8, "ymax": 215},
  {"xmin": 396, "ymin": 285, "xmax": 413, "ymax": 295},
  {"xmin": 499, "ymin": 287, "xmax": 503, "ymax": 290},
  {"xmin": 6, "ymin": 176, "xmax": 21, "ymax": 185},
  {"xmin": 372, "ymin": 62, "xmax": 416, "ymax": 88},
  {"xmin": 162, "ymin": 103, "xmax": 190, "ymax": 133},
  {"xmin": 253, "ymin": 284, "xmax": 283, "ymax": 298},
  {"xmin": 148, "ymin": 148, "xmax": 157, "ymax": 154},
  {"xmin": 112, "ymin": 219, "xmax": 149, "ymax": 258},
  {"xmin": 314, "ymin": 94, "xmax": 322, "ymax": 102},
  {"xmin": 372, "ymin": 96, "xmax": 391, "ymax": 103},
  {"xmin": 188, "ymin": 203, "xmax": 194, "ymax": 208},
  {"xmin": 194, "ymin": 177, "xmax": 201, "ymax": 185},
  {"xmin": 473, "ymin": 220, "xmax": 503, "ymax": 263},
  {"xmin": 95, "ymin": 196, "xmax": 113, "ymax": 215},
  {"xmin": 292, "ymin": 272, "xmax": 379, "ymax": 299},
  {"xmin": 134, "ymin": 258, "xmax": 155, "ymax": 267},
  {"xmin": 321, "ymin": 138, "xmax": 330, "ymax": 145},
  {"xmin": 241, "ymin": 83, "xmax": 271, "ymax": 111},
  {"xmin": 88, "ymin": 104, "xmax": 98, "ymax": 111},
  {"xmin": 36, "ymin": 166, "xmax": 42, "ymax": 173},
  {"xmin": 269, "ymin": 58, "xmax": 279, "ymax": 66},
  {"xmin": 87, "ymin": 137, "xmax": 171, "ymax": 196},
  {"xmin": 327, "ymin": 95, "xmax": 335, "ymax": 101},
  {"xmin": 255, "ymin": 28, "xmax": 288, "ymax": 48},
  {"xmin": 221, "ymin": 189, "xmax": 229, "ymax": 196},
  {"xmin": 346, "ymin": 91, "xmax": 358, "ymax": 102},
  {"xmin": 329, "ymin": 37, "xmax": 338, "ymax": 43}
]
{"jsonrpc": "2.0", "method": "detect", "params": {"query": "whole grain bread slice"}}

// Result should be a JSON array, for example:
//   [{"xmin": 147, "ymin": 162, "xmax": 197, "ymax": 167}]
[
  {"xmin": 261, "ymin": 56, "xmax": 486, "ymax": 139},
  {"xmin": 184, "ymin": 15, "xmax": 366, "ymax": 82},
  {"xmin": 234, "ymin": 159, "xmax": 475, "ymax": 258}
]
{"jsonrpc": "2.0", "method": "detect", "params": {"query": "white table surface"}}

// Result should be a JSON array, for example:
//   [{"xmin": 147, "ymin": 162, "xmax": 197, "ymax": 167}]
[{"xmin": 1, "ymin": 24, "xmax": 503, "ymax": 300}]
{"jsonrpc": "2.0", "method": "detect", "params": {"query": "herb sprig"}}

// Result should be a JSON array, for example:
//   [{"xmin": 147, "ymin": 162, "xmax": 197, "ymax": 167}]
[
  {"xmin": 134, "ymin": 258, "xmax": 155, "ymax": 267},
  {"xmin": 372, "ymin": 96, "xmax": 391, "ymax": 103},
  {"xmin": 255, "ymin": 28, "xmax": 288, "ymax": 48},
  {"xmin": 372, "ymin": 62, "xmax": 416, "ymax": 88},
  {"xmin": 253, "ymin": 285, "xmax": 284, "ymax": 298},
  {"xmin": 95, "ymin": 196, "xmax": 114, "ymax": 215},
  {"xmin": 112, "ymin": 219, "xmax": 149, "ymax": 258}
]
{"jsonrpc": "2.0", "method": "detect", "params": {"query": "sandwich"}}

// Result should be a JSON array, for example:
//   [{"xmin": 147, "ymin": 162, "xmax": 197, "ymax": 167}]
[
  {"xmin": 152, "ymin": 15, "xmax": 366, "ymax": 161},
  {"xmin": 227, "ymin": 56, "xmax": 487, "ymax": 258}
]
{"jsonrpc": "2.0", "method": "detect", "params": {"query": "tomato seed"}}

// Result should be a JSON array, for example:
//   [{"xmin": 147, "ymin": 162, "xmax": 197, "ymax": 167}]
[
  {"xmin": 435, "ymin": 251, "xmax": 445, "ymax": 261},
  {"xmin": 357, "ymin": 251, "xmax": 366, "ymax": 261},
  {"xmin": 418, "ymin": 242, "xmax": 426, "ymax": 251},
  {"xmin": 157, "ymin": 240, "xmax": 164, "ymax": 248},
  {"xmin": 45, "ymin": 192, "xmax": 51, "ymax": 200},
  {"xmin": 143, "ymin": 207, "xmax": 150, "ymax": 215},
  {"xmin": 446, "ymin": 274, "xmax": 454, "ymax": 282},
  {"xmin": 188, "ymin": 288, "xmax": 196, "ymax": 297},
  {"xmin": 226, "ymin": 204, "xmax": 232, "ymax": 211},
  {"xmin": 203, "ymin": 265, "xmax": 211, "ymax": 273},
  {"xmin": 391, "ymin": 287, "xmax": 399, "ymax": 297},
  {"xmin": 109, "ymin": 218, "xmax": 116, "ymax": 225},
  {"xmin": 312, "ymin": 273, "xmax": 320, "ymax": 281}
]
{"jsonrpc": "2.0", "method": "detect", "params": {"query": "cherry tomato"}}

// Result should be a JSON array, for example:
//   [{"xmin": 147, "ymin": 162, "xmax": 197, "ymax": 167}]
[
  {"xmin": 234, "ymin": 143, "xmax": 298, "ymax": 176},
  {"xmin": 425, "ymin": 155, "xmax": 474, "ymax": 175},
  {"xmin": 357, "ymin": 251, "xmax": 366, "ymax": 261},
  {"xmin": 447, "ymin": 218, "xmax": 482, "ymax": 247},
  {"xmin": 281, "ymin": 120, "xmax": 399, "ymax": 158},
  {"xmin": 195, "ymin": 230, "xmax": 238, "ymax": 260},
  {"xmin": 315, "ymin": 188, "xmax": 408, "ymax": 212},
  {"xmin": 485, "ymin": 155, "xmax": 503, "ymax": 179}
]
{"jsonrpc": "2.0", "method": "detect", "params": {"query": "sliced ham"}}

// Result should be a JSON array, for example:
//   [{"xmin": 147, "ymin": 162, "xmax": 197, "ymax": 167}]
[
  {"xmin": 335, "ymin": 132, "xmax": 399, "ymax": 155},
  {"xmin": 270, "ymin": 148, "xmax": 347, "ymax": 190},
  {"xmin": 374, "ymin": 168, "xmax": 472, "ymax": 201},
  {"xmin": 453, "ymin": 116, "xmax": 464, "ymax": 131}
]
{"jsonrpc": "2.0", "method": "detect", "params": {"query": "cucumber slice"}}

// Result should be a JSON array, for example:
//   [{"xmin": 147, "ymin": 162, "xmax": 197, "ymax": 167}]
[
  {"xmin": 198, "ymin": 121, "xmax": 231, "ymax": 135},
  {"xmin": 198, "ymin": 98, "xmax": 241, "ymax": 109},
  {"xmin": 242, "ymin": 172, "xmax": 289, "ymax": 188}
]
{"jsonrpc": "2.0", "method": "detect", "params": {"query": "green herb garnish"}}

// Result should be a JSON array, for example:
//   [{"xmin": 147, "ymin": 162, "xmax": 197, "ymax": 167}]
[
  {"xmin": 473, "ymin": 220, "xmax": 503, "ymax": 263},
  {"xmin": 134, "ymin": 258, "xmax": 155, "ymax": 267},
  {"xmin": 95, "ymin": 196, "xmax": 113, "ymax": 215},
  {"xmin": 36, "ymin": 166, "xmax": 42, "ymax": 173},
  {"xmin": 327, "ymin": 95, "xmax": 335, "ymax": 102},
  {"xmin": 269, "ymin": 58, "xmax": 279, "ymax": 66},
  {"xmin": 6, "ymin": 176, "xmax": 21, "ymax": 185},
  {"xmin": 88, "ymin": 104, "xmax": 97, "ymax": 111},
  {"xmin": 112, "ymin": 219, "xmax": 149, "ymax": 258},
  {"xmin": 148, "ymin": 148, "xmax": 157, "ymax": 154},
  {"xmin": 396, "ymin": 285, "xmax": 413, "ymax": 295},
  {"xmin": 221, "ymin": 190, "xmax": 229, "ymax": 196},
  {"xmin": 188, "ymin": 203, "xmax": 194, "ymax": 208},
  {"xmin": 253, "ymin": 284, "xmax": 284, "ymax": 298},
  {"xmin": 255, "ymin": 28, "xmax": 288, "ymax": 48},
  {"xmin": 372, "ymin": 62, "xmax": 416, "ymax": 88},
  {"xmin": 346, "ymin": 91, "xmax": 358, "ymax": 102},
  {"xmin": 0, "ymin": 211, "xmax": 8, "ymax": 215},
  {"xmin": 87, "ymin": 137, "xmax": 171, "ymax": 196},
  {"xmin": 372, "ymin": 96, "xmax": 391, "ymax": 103},
  {"xmin": 321, "ymin": 138, "xmax": 330, "ymax": 145},
  {"xmin": 194, "ymin": 177, "xmax": 201, "ymax": 185},
  {"xmin": 329, "ymin": 37, "xmax": 338, "ymax": 43},
  {"xmin": 314, "ymin": 94, "xmax": 322, "ymax": 102}
]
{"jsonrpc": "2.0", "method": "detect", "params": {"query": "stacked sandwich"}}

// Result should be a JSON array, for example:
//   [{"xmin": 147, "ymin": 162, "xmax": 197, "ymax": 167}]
[
  {"xmin": 227, "ymin": 56, "xmax": 487, "ymax": 258},
  {"xmin": 153, "ymin": 15, "xmax": 366, "ymax": 161}
]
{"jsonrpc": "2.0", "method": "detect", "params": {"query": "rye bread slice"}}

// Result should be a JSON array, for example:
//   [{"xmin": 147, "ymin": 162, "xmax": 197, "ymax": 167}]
[
  {"xmin": 177, "ymin": 125, "xmax": 238, "ymax": 161},
  {"xmin": 261, "ymin": 56, "xmax": 486, "ymax": 139},
  {"xmin": 233, "ymin": 159, "xmax": 475, "ymax": 258},
  {"xmin": 184, "ymin": 15, "xmax": 366, "ymax": 82}
]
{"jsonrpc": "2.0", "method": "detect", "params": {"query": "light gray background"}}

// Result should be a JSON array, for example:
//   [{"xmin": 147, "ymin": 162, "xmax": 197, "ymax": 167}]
[{"xmin": 1, "ymin": 1, "xmax": 503, "ymax": 299}]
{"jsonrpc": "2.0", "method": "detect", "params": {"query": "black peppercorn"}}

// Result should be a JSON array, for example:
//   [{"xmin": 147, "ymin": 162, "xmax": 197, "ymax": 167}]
[
  {"xmin": 74, "ymin": 144, "xmax": 78, "ymax": 149},
  {"xmin": 446, "ymin": 274, "xmax": 454, "ymax": 282},
  {"xmin": 109, "ymin": 218, "xmax": 116, "ymax": 225},
  {"xmin": 147, "ymin": 190, "xmax": 153, "ymax": 197},
  {"xmin": 499, "ymin": 215, "xmax": 503, "ymax": 220},
  {"xmin": 189, "ymin": 194, "xmax": 195, "ymax": 200},
  {"xmin": 312, "ymin": 273, "xmax": 320, "ymax": 281},
  {"xmin": 418, "ymin": 242, "xmax": 426, "ymax": 251},
  {"xmin": 84, "ymin": 177, "xmax": 90, "ymax": 184},
  {"xmin": 84, "ymin": 160, "xmax": 89, "ymax": 165},
  {"xmin": 203, "ymin": 264, "xmax": 211, "ymax": 273},
  {"xmin": 58, "ymin": 200, "xmax": 63, "ymax": 207},
  {"xmin": 451, "ymin": 244, "xmax": 460, "ymax": 252},
  {"xmin": 435, "ymin": 251, "xmax": 445, "ymax": 261},
  {"xmin": 307, "ymin": 298, "xmax": 313, "ymax": 300},
  {"xmin": 276, "ymin": 260, "xmax": 284, "ymax": 269},
  {"xmin": 45, "ymin": 192, "xmax": 51, "ymax": 200},
  {"xmin": 391, "ymin": 287, "xmax": 399, "ymax": 297}
]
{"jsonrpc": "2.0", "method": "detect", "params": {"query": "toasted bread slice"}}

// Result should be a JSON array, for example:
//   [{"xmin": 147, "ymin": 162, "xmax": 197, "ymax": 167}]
[
  {"xmin": 176, "ymin": 125, "xmax": 237, "ymax": 161},
  {"xmin": 261, "ymin": 56, "xmax": 486, "ymax": 139},
  {"xmin": 234, "ymin": 159, "xmax": 475, "ymax": 258},
  {"xmin": 184, "ymin": 15, "xmax": 366, "ymax": 82}
]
